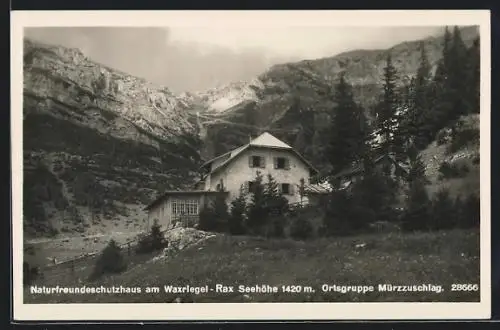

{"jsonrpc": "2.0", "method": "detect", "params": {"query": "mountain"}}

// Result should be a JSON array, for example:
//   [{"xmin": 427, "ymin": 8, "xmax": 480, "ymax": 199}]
[
  {"xmin": 22, "ymin": 26, "xmax": 479, "ymax": 238},
  {"xmin": 196, "ymin": 26, "xmax": 480, "ymax": 170},
  {"xmin": 23, "ymin": 39, "xmax": 203, "ymax": 238}
]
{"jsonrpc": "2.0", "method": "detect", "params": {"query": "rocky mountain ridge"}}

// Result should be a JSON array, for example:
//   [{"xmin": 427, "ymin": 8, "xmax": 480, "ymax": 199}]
[
  {"xmin": 23, "ymin": 39, "xmax": 203, "ymax": 238},
  {"xmin": 195, "ymin": 26, "xmax": 479, "ymax": 165},
  {"xmin": 22, "ymin": 26, "xmax": 479, "ymax": 238}
]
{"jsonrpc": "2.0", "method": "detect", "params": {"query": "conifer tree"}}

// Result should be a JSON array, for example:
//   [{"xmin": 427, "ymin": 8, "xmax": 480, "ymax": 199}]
[
  {"xmin": 328, "ymin": 72, "xmax": 366, "ymax": 176},
  {"xmin": 228, "ymin": 185, "xmax": 247, "ymax": 235},
  {"xmin": 376, "ymin": 53, "xmax": 401, "ymax": 164},
  {"xmin": 263, "ymin": 174, "xmax": 288, "ymax": 238},
  {"xmin": 407, "ymin": 42, "xmax": 435, "ymax": 149},
  {"xmin": 448, "ymin": 26, "xmax": 470, "ymax": 118},
  {"xmin": 466, "ymin": 37, "xmax": 480, "ymax": 114},
  {"xmin": 247, "ymin": 171, "xmax": 267, "ymax": 234}
]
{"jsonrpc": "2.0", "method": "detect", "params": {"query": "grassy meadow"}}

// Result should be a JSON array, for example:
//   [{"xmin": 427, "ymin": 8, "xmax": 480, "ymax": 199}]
[{"xmin": 24, "ymin": 228, "xmax": 480, "ymax": 304}]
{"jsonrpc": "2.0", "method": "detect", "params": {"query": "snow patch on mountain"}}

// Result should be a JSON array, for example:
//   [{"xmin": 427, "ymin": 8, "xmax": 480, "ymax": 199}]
[{"xmin": 195, "ymin": 78, "xmax": 264, "ymax": 113}]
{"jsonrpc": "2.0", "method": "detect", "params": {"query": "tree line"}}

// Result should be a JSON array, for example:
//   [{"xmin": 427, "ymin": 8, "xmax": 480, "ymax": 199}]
[{"xmin": 323, "ymin": 26, "xmax": 480, "ymax": 234}]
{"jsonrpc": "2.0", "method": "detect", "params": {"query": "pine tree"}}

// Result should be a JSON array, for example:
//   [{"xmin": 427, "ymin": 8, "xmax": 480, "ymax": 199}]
[
  {"xmin": 402, "ymin": 179, "xmax": 431, "ymax": 231},
  {"xmin": 247, "ymin": 171, "xmax": 267, "ymax": 234},
  {"xmin": 90, "ymin": 239, "xmax": 127, "ymax": 280},
  {"xmin": 432, "ymin": 26, "xmax": 470, "ymax": 131},
  {"xmin": 430, "ymin": 27, "xmax": 454, "ymax": 133},
  {"xmin": 406, "ymin": 144, "xmax": 430, "ymax": 188},
  {"xmin": 199, "ymin": 182, "xmax": 229, "ymax": 232},
  {"xmin": 228, "ymin": 186, "xmax": 247, "ymax": 235},
  {"xmin": 448, "ymin": 26, "xmax": 470, "ymax": 118},
  {"xmin": 377, "ymin": 53, "xmax": 400, "ymax": 161},
  {"xmin": 263, "ymin": 174, "xmax": 288, "ymax": 238},
  {"xmin": 328, "ymin": 72, "xmax": 366, "ymax": 175},
  {"xmin": 405, "ymin": 42, "xmax": 435, "ymax": 149},
  {"xmin": 466, "ymin": 37, "xmax": 480, "ymax": 114},
  {"xmin": 213, "ymin": 183, "xmax": 230, "ymax": 232}
]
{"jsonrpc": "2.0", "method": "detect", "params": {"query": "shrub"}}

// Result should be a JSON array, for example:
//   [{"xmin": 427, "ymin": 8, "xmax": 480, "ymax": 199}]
[
  {"xmin": 430, "ymin": 188, "xmax": 457, "ymax": 230},
  {"xmin": 89, "ymin": 239, "xmax": 127, "ymax": 280},
  {"xmin": 265, "ymin": 216, "xmax": 286, "ymax": 239},
  {"xmin": 198, "ymin": 207, "xmax": 218, "ymax": 232},
  {"xmin": 436, "ymin": 129, "xmax": 449, "ymax": 146},
  {"xmin": 401, "ymin": 180, "xmax": 432, "ymax": 232},
  {"xmin": 448, "ymin": 128, "xmax": 480, "ymax": 153},
  {"xmin": 438, "ymin": 161, "xmax": 469, "ymax": 180},
  {"xmin": 23, "ymin": 262, "xmax": 40, "ymax": 286},
  {"xmin": 290, "ymin": 216, "xmax": 314, "ymax": 240},
  {"xmin": 228, "ymin": 192, "xmax": 247, "ymax": 235},
  {"xmin": 323, "ymin": 189, "xmax": 356, "ymax": 236},
  {"xmin": 199, "ymin": 187, "xmax": 229, "ymax": 233},
  {"xmin": 455, "ymin": 193, "xmax": 481, "ymax": 229},
  {"xmin": 136, "ymin": 219, "xmax": 168, "ymax": 254}
]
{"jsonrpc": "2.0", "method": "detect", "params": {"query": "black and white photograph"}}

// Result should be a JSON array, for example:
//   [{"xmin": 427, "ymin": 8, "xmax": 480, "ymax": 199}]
[{"xmin": 11, "ymin": 10, "xmax": 490, "ymax": 320}]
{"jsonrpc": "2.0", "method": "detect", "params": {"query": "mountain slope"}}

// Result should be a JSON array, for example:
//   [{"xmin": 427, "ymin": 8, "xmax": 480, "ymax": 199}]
[
  {"xmin": 23, "ymin": 39, "xmax": 202, "ymax": 238},
  {"xmin": 197, "ymin": 26, "xmax": 479, "ymax": 169}
]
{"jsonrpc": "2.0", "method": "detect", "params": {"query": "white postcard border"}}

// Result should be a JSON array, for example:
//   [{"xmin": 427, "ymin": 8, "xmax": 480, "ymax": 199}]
[{"xmin": 11, "ymin": 9, "xmax": 491, "ymax": 321}]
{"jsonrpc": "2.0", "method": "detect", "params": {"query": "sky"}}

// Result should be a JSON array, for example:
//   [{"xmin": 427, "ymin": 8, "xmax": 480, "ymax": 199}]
[{"xmin": 24, "ymin": 26, "xmax": 446, "ymax": 93}]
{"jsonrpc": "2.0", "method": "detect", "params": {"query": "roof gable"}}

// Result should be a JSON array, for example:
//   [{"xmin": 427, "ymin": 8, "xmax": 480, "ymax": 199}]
[
  {"xmin": 200, "ymin": 132, "xmax": 318, "ymax": 175},
  {"xmin": 249, "ymin": 132, "xmax": 292, "ymax": 149}
]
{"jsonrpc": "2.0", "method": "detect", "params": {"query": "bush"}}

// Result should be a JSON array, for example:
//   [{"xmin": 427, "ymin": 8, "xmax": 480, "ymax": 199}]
[
  {"xmin": 455, "ymin": 193, "xmax": 481, "ymax": 229},
  {"xmin": 323, "ymin": 189, "xmax": 357, "ymax": 236},
  {"xmin": 401, "ymin": 180, "xmax": 432, "ymax": 232},
  {"xmin": 438, "ymin": 161, "xmax": 469, "ymax": 180},
  {"xmin": 290, "ymin": 216, "xmax": 314, "ymax": 240},
  {"xmin": 265, "ymin": 216, "xmax": 286, "ymax": 238},
  {"xmin": 199, "ymin": 190, "xmax": 229, "ymax": 233},
  {"xmin": 448, "ymin": 128, "xmax": 479, "ymax": 153},
  {"xmin": 136, "ymin": 220, "xmax": 168, "ymax": 254},
  {"xmin": 436, "ymin": 129, "xmax": 449, "ymax": 146},
  {"xmin": 89, "ymin": 239, "xmax": 127, "ymax": 280},
  {"xmin": 23, "ymin": 262, "xmax": 40, "ymax": 286},
  {"xmin": 430, "ymin": 188, "xmax": 456, "ymax": 230},
  {"xmin": 228, "ymin": 193, "xmax": 247, "ymax": 235}
]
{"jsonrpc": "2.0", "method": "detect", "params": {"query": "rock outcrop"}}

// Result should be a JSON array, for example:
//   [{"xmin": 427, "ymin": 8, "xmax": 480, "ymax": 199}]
[{"xmin": 23, "ymin": 39, "xmax": 203, "ymax": 238}]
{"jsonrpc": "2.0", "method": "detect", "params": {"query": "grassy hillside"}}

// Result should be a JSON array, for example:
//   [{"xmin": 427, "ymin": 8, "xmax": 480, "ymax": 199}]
[
  {"xmin": 25, "ymin": 228, "xmax": 479, "ymax": 303},
  {"xmin": 419, "ymin": 114, "xmax": 480, "ymax": 199}
]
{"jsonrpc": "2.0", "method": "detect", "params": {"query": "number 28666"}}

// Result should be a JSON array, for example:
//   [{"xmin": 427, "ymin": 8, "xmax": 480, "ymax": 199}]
[{"xmin": 451, "ymin": 284, "xmax": 479, "ymax": 291}]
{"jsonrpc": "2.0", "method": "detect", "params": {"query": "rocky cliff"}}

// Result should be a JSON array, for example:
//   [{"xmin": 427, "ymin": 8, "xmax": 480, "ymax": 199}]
[
  {"xmin": 197, "ymin": 26, "xmax": 479, "ymax": 168},
  {"xmin": 22, "ymin": 26, "xmax": 479, "ymax": 238},
  {"xmin": 23, "ymin": 39, "xmax": 202, "ymax": 238}
]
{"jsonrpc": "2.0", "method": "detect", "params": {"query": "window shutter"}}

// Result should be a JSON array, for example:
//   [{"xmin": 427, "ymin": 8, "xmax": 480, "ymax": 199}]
[
  {"xmin": 248, "ymin": 156, "xmax": 253, "ymax": 168},
  {"xmin": 273, "ymin": 157, "xmax": 278, "ymax": 169},
  {"xmin": 260, "ymin": 156, "xmax": 266, "ymax": 168},
  {"xmin": 289, "ymin": 184, "xmax": 295, "ymax": 195},
  {"xmin": 285, "ymin": 158, "xmax": 291, "ymax": 170},
  {"xmin": 278, "ymin": 184, "xmax": 283, "ymax": 194}
]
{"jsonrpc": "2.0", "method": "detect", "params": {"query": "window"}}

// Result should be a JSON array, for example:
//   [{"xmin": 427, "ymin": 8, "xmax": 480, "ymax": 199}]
[
  {"xmin": 280, "ymin": 183, "xmax": 291, "ymax": 195},
  {"xmin": 249, "ymin": 155, "xmax": 265, "ymax": 168},
  {"xmin": 248, "ymin": 181, "xmax": 256, "ymax": 194},
  {"xmin": 171, "ymin": 199, "xmax": 199, "ymax": 216},
  {"xmin": 274, "ymin": 157, "xmax": 290, "ymax": 170},
  {"xmin": 216, "ymin": 179, "xmax": 224, "ymax": 192}
]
